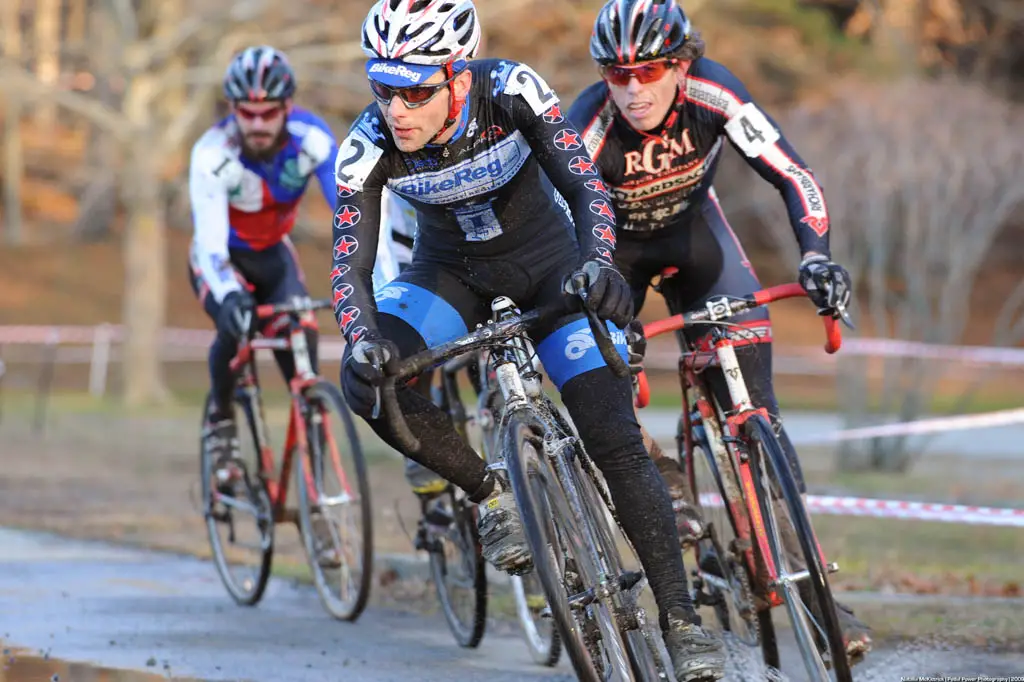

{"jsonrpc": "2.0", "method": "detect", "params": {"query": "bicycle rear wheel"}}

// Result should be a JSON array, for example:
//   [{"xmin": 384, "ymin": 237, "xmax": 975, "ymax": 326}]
[
  {"xmin": 747, "ymin": 414, "xmax": 852, "ymax": 682},
  {"xmin": 511, "ymin": 571, "xmax": 562, "ymax": 666},
  {"xmin": 296, "ymin": 380, "xmax": 373, "ymax": 622},
  {"xmin": 427, "ymin": 488, "xmax": 487, "ymax": 648},
  {"xmin": 200, "ymin": 392, "xmax": 273, "ymax": 606},
  {"xmin": 504, "ymin": 412, "xmax": 603, "ymax": 682}
]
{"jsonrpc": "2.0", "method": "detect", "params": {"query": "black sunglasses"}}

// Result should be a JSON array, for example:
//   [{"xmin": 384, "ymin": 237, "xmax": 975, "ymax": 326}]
[{"xmin": 368, "ymin": 74, "xmax": 456, "ymax": 109}]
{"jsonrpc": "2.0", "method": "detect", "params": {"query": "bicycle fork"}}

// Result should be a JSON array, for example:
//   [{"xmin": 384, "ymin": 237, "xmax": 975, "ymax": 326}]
[{"xmin": 707, "ymin": 337, "xmax": 836, "ymax": 605}]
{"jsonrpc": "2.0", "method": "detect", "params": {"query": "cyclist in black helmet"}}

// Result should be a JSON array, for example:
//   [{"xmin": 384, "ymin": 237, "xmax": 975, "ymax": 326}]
[{"xmin": 569, "ymin": 0, "xmax": 870, "ymax": 665}]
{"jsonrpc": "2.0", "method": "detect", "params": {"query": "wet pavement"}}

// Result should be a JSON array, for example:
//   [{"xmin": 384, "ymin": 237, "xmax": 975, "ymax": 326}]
[
  {"xmin": 1, "ymin": 645, "xmax": 191, "ymax": 681},
  {"xmin": 1, "ymin": 528, "xmax": 1023, "ymax": 681}
]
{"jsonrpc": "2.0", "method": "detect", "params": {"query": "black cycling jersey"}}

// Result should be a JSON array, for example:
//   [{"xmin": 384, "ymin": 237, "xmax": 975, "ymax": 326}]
[
  {"xmin": 568, "ymin": 57, "xmax": 830, "ymax": 256},
  {"xmin": 331, "ymin": 58, "xmax": 618, "ymax": 344}
]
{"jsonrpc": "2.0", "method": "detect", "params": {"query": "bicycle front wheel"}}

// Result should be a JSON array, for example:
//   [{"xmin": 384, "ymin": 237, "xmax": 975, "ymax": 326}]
[
  {"xmin": 504, "ymin": 411, "xmax": 602, "ymax": 682},
  {"xmin": 296, "ymin": 379, "xmax": 373, "ymax": 622},
  {"xmin": 688, "ymin": 401, "xmax": 772, "ymax": 653},
  {"xmin": 200, "ymin": 392, "xmax": 273, "ymax": 606},
  {"xmin": 747, "ymin": 414, "xmax": 852, "ymax": 682}
]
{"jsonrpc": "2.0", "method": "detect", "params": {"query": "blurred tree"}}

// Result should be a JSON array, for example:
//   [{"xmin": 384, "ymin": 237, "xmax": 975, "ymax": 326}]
[
  {"xmin": 72, "ymin": 2, "xmax": 120, "ymax": 241},
  {"xmin": 1, "ymin": 0, "xmax": 364, "ymax": 406},
  {"xmin": 745, "ymin": 78, "xmax": 1024, "ymax": 472},
  {"xmin": 33, "ymin": 0, "xmax": 60, "ymax": 129},
  {"xmin": 2, "ymin": 0, "xmax": 23, "ymax": 245}
]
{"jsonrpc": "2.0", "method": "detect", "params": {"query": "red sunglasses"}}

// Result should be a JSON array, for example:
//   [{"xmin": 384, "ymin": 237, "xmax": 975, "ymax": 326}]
[
  {"xmin": 600, "ymin": 59, "xmax": 678, "ymax": 87},
  {"xmin": 368, "ymin": 75, "xmax": 454, "ymax": 109},
  {"xmin": 234, "ymin": 104, "xmax": 286, "ymax": 122}
]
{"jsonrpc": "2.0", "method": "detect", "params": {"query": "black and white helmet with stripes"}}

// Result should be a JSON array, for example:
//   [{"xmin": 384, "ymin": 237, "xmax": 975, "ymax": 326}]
[
  {"xmin": 223, "ymin": 45, "xmax": 297, "ymax": 102},
  {"xmin": 590, "ymin": 0, "xmax": 692, "ymax": 65}
]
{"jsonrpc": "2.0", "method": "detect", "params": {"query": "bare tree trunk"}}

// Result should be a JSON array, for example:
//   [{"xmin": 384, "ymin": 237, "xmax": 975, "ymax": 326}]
[
  {"xmin": 121, "ymin": 149, "xmax": 169, "ymax": 406},
  {"xmin": 2, "ymin": 0, "xmax": 23, "ymax": 244},
  {"xmin": 121, "ymin": 72, "xmax": 169, "ymax": 406},
  {"xmin": 877, "ymin": 0, "xmax": 922, "ymax": 64},
  {"xmin": 33, "ymin": 0, "xmax": 62, "ymax": 129},
  {"xmin": 73, "ymin": 2, "xmax": 122, "ymax": 241},
  {"xmin": 3, "ymin": 95, "xmax": 23, "ymax": 245},
  {"xmin": 66, "ymin": 0, "xmax": 88, "ymax": 47}
]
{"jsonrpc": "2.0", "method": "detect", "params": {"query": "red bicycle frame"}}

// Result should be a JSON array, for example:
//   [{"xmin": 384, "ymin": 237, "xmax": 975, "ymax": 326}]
[
  {"xmin": 638, "ymin": 281, "xmax": 842, "ymax": 608},
  {"xmin": 226, "ymin": 303, "xmax": 334, "ymax": 525}
]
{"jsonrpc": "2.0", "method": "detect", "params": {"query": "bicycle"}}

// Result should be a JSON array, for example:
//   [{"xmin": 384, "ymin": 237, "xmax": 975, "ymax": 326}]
[
  {"xmin": 634, "ymin": 270, "xmax": 855, "ymax": 682},
  {"xmin": 372, "ymin": 280, "xmax": 670, "ymax": 682},
  {"xmin": 199, "ymin": 295, "xmax": 373, "ymax": 622},
  {"xmin": 409, "ymin": 353, "xmax": 488, "ymax": 649},
  {"xmin": 425, "ymin": 349, "xmax": 562, "ymax": 664}
]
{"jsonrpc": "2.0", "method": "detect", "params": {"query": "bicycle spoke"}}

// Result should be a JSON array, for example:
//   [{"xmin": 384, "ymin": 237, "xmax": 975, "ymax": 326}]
[
  {"xmin": 201, "ymin": 392, "xmax": 274, "ymax": 607},
  {"xmin": 296, "ymin": 380, "xmax": 373, "ymax": 622}
]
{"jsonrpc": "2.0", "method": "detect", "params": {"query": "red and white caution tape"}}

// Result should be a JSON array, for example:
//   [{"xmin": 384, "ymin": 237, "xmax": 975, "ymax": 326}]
[
  {"xmin": 795, "ymin": 408, "xmax": 1024, "ymax": 445},
  {"xmin": 698, "ymin": 493, "xmax": 1024, "ymax": 528},
  {"xmin": 806, "ymin": 496, "xmax": 1024, "ymax": 527}
]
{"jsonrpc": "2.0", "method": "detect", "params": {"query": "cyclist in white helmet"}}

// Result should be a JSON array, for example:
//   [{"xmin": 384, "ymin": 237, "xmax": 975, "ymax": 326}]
[{"xmin": 331, "ymin": 1, "xmax": 726, "ymax": 678}]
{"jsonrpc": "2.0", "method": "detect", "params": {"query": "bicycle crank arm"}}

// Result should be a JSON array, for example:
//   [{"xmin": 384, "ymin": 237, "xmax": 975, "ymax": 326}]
[
  {"xmin": 618, "ymin": 569, "xmax": 644, "ymax": 593},
  {"xmin": 769, "ymin": 562, "xmax": 839, "ymax": 590},
  {"xmin": 566, "ymin": 570, "xmax": 645, "ymax": 610},
  {"xmin": 696, "ymin": 570, "xmax": 732, "ymax": 595}
]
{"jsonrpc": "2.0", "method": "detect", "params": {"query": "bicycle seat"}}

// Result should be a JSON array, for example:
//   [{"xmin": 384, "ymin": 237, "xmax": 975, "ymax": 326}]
[{"xmin": 653, "ymin": 267, "xmax": 679, "ymax": 294}]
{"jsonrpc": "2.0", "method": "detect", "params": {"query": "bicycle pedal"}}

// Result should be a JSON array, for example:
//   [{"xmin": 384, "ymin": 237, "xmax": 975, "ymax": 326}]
[
  {"xmin": 484, "ymin": 461, "xmax": 508, "ymax": 474},
  {"xmin": 618, "ymin": 570, "xmax": 644, "ymax": 592},
  {"xmin": 206, "ymin": 509, "xmax": 231, "ymax": 524},
  {"xmin": 414, "ymin": 534, "xmax": 442, "ymax": 553}
]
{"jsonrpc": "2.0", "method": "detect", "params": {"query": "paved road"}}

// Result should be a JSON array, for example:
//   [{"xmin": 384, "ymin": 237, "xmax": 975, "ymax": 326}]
[{"xmin": 2, "ymin": 529, "xmax": 1022, "ymax": 682}]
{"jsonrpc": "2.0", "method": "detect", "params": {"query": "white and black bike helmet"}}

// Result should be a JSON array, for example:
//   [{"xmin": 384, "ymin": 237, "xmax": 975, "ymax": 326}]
[
  {"xmin": 223, "ymin": 45, "xmax": 296, "ymax": 102},
  {"xmin": 361, "ymin": 0, "xmax": 481, "ymax": 65}
]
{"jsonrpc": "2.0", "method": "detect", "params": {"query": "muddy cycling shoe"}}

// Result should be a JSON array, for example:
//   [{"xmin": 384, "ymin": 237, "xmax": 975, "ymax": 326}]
[
  {"xmin": 404, "ymin": 458, "xmax": 449, "ymax": 498},
  {"xmin": 783, "ymin": 520, "xmax": 872, "ymax": 667},
  {"xmin": 803, "ymin": 586, "xmax": 874, "ymax": 668},
  {"xmin": 204, "ymin": 417, "xmax": 242, "ymax": 495},
  {"xmin": 477, "ymin": 486, "xmax": 532, "ymax": 575},
  {"xmin": 835, "ymin": 600, "xmax": 873, "ymax": 666},
  {"xmin": 414, "ymin": 497, "xmax": 454, "ymax": 552},
  {"xmin": 654, "ymin": 456, "xmax": 705, "ymax": 547},
  {"xmin": 663, "ymin": 608, "xmax": 726, "ymax": 681},
  {"xmin": 309, "ymin": 511, "xmax": 342, "ymax": 569}
]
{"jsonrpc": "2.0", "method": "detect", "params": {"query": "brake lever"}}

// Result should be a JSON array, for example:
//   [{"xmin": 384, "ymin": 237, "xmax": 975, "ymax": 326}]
[
  {"xmin": 822, "ymin": 279, "xmax": 856, "ymax": 331},
  {"xmin": 369, "ymin": 350, "xmax": 383, "ymax": 420},
  {"xmin": 572, "ymin": 272, "xmax": 589, "ymax": 304},
  {"xmin": 835, "ymin": 300, "xmax": 856, "ymax": 330}
]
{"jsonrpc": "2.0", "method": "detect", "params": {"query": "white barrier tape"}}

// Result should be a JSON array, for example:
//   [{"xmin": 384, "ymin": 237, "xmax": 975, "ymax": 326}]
[
  {"xmin": 697, "ymin": 493, "xmax": 1024, "ymax": 528},
  {"xmin": 2, "ymin": 325, "xmax": 1024, "ymax": 367},
  {"xmin": 793, "ymin": 407, "xmax": 1024, "ymax": 445}
]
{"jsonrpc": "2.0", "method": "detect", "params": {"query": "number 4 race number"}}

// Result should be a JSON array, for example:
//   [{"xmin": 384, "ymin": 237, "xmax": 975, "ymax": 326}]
[{"xmin": 725, "ymin": 101, "xmax": 780, "ymax": 158}]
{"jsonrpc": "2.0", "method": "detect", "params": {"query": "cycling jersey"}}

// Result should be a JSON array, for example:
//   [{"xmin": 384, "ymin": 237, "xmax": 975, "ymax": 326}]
[
  {"xmin": 568, "ymin": 57, "xmax": 830, "ymax": 256},
  {"xmin": 330, "ymin": 58, "xmax": 616, "ymax": 345},
  {"xmin": 373, "ymin": 188, "xmax": 417, "ymax": 291},
  {"xmin": 189, "ymin": 107, "xmax": 338, "ymax": 304}
]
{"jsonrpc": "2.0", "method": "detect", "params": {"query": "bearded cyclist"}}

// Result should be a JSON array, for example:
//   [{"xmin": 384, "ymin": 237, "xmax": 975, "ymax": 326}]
[
  {"xmin": 568, "ymin": 0, "xmax": 871, "ymax": 664},
  {"xmin": 189, "ymin": 45, "xmax": 401, "ymax": 567},
  {"xmin": 333, "ymin": 1, "xmax": 724, "ymax": 678}
]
